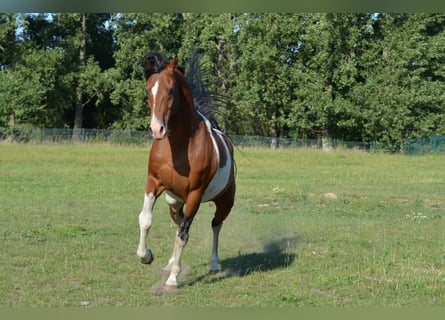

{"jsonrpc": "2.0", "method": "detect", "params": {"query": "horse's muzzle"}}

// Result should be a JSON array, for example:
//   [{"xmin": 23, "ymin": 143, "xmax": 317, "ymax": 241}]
[{"xmin": 149, "ymin": 117, "xmax": 167, "ymax": 140}]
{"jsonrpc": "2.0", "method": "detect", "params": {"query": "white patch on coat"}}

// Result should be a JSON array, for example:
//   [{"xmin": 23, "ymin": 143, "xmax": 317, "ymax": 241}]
[{"xmin": 198, "ymin": 112, "xmax": 232, "ymax": 202}]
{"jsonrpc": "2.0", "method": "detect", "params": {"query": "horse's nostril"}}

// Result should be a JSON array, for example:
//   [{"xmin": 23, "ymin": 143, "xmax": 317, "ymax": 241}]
[{"xmin": 159, "ymin": 126, "xmax": 165, "ymax": 134}]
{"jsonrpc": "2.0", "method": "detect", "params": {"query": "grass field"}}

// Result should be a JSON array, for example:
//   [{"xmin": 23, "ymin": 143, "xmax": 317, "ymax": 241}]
[{"xmin": 0, "ymin": 143, "xmax": 444, "ymax": 307}]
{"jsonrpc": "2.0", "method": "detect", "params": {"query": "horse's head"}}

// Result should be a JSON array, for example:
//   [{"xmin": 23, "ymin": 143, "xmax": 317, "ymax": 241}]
[{"xmin": 144, "ymin": 56, "xmax": 182, "ymax": 140}]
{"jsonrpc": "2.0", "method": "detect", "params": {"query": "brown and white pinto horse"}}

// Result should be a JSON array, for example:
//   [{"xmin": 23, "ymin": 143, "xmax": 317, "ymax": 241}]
[{"xmin": 136, "ymin": 54, "xmax": 236, "ymax": 289}]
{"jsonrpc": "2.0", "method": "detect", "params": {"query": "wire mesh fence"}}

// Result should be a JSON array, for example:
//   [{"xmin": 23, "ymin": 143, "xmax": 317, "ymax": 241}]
[
  {"xmin": 1, "ymin": 127, "xmax": 443, "ymax": 154},
  {"xmin": 0, "ymin": 127, "xmax": 152, "ymax": 146},
  {"xmin": 229, "ymin": 135, "xmax": 380, "ymax": 152},
  {"xmin": 403, "ymin": 135, "xmax": 445, "ymax": 155}
]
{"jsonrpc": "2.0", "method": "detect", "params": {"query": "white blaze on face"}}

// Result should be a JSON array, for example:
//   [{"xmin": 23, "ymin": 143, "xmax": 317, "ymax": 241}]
[
  {"xmin": 149, "ymin": 80, "xmax": 167, "ymax": 139},
  {"xmin": 151, "ymin": 80, "xmax": 159, "ymax": 110}
]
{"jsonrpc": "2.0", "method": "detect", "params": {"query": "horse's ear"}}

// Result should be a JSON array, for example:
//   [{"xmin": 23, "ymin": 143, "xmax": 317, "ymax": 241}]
[
  {"xmin": 167, "ymin": 56, "xmax": 178, "ymax": 71},
  {"xmin": 167, "ymin": 56, "xmax": 186, "ymax": 75}
]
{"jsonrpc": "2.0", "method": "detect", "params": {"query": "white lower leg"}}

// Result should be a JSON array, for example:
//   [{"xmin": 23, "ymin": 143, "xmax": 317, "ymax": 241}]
[
  {"xmin": 164, "ymin": 198, "xmax": 183, "ymax": 272},
  {"xmin": 209, "ymin": 223, "xmax": 222, "ymax": 272},
  {"xmin": 164, "ymin": 232, "xmax": 178, "ymax": 272},
  {"xmin": 165, "ymin": 234, "xmax": 187, "ymax": 287},
  {"xmin": 137, "ymin": 193, "xmax": 156, "ymax": 264}
]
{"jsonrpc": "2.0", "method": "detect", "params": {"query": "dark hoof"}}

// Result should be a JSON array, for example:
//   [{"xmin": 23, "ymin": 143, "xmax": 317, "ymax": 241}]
[
  {"xmin": 209, "ymin": 269, "xmax": 220, "ymax": 275},
  {"xmin": 138, "ymin": 250, "xmax": 154, "ymax": 264}
]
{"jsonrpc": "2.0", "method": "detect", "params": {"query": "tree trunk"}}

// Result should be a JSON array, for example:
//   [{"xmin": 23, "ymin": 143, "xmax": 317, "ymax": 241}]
[
  {"xmin": 74, "ymin": 13, "xmax": 87, "ymax": 132},
  {"xmin": 270, "ymin": 111, "xmax": 278, "ymax": 150},
  {"xmin": 216, "ymin": 38, "xmax": 226, "ymax": 91},
  {"xmin": 8, "ymin": 113, "xmax": 14, "ymax": 127}
]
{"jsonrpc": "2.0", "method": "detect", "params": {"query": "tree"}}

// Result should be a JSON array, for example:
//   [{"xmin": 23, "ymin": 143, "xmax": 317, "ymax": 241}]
[
  {"xmin": 0, "ymin": 48, "xmax": 65, "ymax": 127},
  {"xmin": 285, "ymin": 13, "xmax": 376, "ymax": 141},
  {"xmin": 349, "ymin": 13, "xmax": 445, "ymax": 146},
  {"xmin": 110, "ymin": 13, "xmax": 183, "ymax": 129},
  {"xmin": 229, "ymin": 13, "xmax": 303, "ymax": 143},
  {"xmin": 0, "ymin": 14, "xmax": 66, "ymax": 128},
  {"xmin": 73, "ymin": 13, "xmax": 87, "ymax": 131},
  {"xmin": 176, "ymin": 13, "xmax": 238, "ymax": 132},
  {"xmin": 1, "ymin": 13, "xmax": 444, "ymax": 147},
  {"xmin": 50, "ymin": 13, "xmax": 115, "ymax": 130},
  {"xmin": 2, "ymin": 13, "xmax": 116, "ymax": 129},
  {"xmin": 0, "ymin": 13, "xmax": 20, "ymax": 68}
]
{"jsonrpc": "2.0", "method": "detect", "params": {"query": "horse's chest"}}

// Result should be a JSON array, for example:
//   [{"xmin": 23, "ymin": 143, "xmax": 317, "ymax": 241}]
[
  {"xmin": 163, "ymin": 136, "xmax": 231, "ymax": 203},
  {"xmin": 164, "ymin": 160, "xmax": 230, "ymax": 205}
]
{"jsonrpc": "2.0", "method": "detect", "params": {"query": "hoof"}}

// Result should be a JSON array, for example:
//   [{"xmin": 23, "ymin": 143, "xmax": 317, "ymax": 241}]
[
  {"xmin": 163, "ymin": 284, "xmax": 178, "ymax": 291},
  {"xmin": 153, "ymin": 284, "xmax": 178, "ymax": 296},
  {"xmin": 209, "ymin": 269, "xmax": 220, "ymax": 275},
  {"xmin": 138, "ymin": 250, "xmax": 154, "ymax": 264}
]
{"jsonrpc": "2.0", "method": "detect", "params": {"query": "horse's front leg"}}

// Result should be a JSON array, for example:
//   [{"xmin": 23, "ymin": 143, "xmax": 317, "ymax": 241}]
[
  {"xmin": 136, "ymin": 178, "xmax": 160, "ymax": 264},
  {"xmin": 164, "ymin": 191, "xmax": 201, "ymax": 288},
  {"xmin": 164, "ymin": 192, "xmax": 184, "ymax": 273}
]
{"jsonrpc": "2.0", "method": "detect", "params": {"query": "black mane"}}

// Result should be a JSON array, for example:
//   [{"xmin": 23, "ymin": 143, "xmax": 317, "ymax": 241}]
[
  {"xmin": 141, "ymin": 52, "xmax": 168, "ymax": 80},
  {"xmin": 142, "ymin": 52, "xmax": 185, "ymax": 80}
]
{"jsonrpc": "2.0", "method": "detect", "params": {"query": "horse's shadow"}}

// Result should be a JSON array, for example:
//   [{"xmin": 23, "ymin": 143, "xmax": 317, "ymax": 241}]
[{"xmin": 185, "ymin": 236, "xmax": 298, "ymax": 286}]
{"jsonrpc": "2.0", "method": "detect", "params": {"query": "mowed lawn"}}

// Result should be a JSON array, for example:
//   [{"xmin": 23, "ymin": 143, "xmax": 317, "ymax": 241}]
[{"xmin": 0, "ymin": 143, "xmax": 444, "ymax": 306}]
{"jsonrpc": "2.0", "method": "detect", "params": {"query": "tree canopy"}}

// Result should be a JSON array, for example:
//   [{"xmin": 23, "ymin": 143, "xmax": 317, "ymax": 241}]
[{"xmin": 1, "ymin": 13, "xmax": 444, "ymax": 146}]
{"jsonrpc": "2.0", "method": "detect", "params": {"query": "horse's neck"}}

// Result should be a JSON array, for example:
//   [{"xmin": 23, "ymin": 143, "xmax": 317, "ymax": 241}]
[
  {"xmin": 168, "ymin": 75, "xmax": 202, "ymax": 142},
  {"xmin": 168, "ymin": 103, "xmax": 200, "ymax": 142}
]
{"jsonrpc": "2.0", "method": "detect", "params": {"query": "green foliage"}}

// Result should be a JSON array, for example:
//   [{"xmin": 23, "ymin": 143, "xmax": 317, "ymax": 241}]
[
  {"xmin": 1, "ymin": 13, "xmax": 445, "ymax": 144},
  {"xmin": 109, "ymin": 13, "xmax": 183, "ymax": 129},
  {"xmin": 0, "ymin": 48, "xmax": 65, "ymax": 127},
  {"xmin": 0, "ymin": 14, "xmax": 20, "ymax": 66}
]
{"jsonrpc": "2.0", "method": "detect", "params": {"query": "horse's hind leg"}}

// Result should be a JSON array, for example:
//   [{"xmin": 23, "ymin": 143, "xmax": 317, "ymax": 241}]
[
  {"xmin": 209, "ymin": 221, "xmax": 223, "ymax": 273},
  {"xmin": 210, "ymin": 181, "xmax": 235, "ymax": 273}
]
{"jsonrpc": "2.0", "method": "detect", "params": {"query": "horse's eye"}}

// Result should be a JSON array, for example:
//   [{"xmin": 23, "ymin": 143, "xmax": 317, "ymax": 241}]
[{"xmin": 168, "ymin": 88, "xmax": 175, "ymax": 96}]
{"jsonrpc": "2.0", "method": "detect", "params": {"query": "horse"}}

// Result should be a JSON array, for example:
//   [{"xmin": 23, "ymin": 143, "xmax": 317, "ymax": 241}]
[{"xmin": 136, "ymin": 53, "xmax": 236, "ymax": 291}]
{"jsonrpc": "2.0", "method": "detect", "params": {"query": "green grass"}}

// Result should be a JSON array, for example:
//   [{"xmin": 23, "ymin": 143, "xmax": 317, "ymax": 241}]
[{"xmin": 0, "ymin": 144, "xmax": 444, "ymax": 306}]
